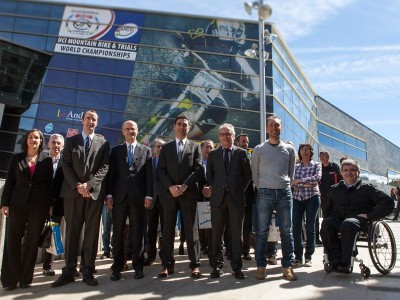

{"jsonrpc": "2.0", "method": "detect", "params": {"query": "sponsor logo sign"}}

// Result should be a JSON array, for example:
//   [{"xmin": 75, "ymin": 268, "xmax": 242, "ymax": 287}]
[
  {"xmin": 66, "ymin": 128, "xmax": 79, "ymax": 137},
  {"xmin": 54, "ymin": 6, "xmax": 143, "ymax": 61}
]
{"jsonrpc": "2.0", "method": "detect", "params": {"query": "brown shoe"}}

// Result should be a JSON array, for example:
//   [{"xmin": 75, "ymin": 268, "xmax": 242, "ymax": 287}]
[
  {"xmin": 255, "ymin": 267, "xmax": 266, "ymax": 280},
  {"xmin": 191, "ymin": 267, "xmax": 201, "ymax": 278},
  {"xmin": 158, "ymin": 267, "xmax": 174, "ymax": 278},
  {"xmin": 283, "ymin": 267, "xmax": 297, "ymax": 281}
]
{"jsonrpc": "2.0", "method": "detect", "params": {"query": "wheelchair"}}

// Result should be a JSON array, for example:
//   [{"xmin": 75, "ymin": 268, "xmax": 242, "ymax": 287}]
[{"xmin": 323, "ymin": 220, "xmax": 397, "ymax": 278}]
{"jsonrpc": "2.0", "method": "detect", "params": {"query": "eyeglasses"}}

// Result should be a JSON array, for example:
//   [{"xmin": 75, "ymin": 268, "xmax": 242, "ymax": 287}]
[
  {"xmin": 124, "ymin": 128, "xmax": 137, "ymax": 131},
  {"xmin": 219, "ymin": 132, "xmax": 232, "ymax": 137}
]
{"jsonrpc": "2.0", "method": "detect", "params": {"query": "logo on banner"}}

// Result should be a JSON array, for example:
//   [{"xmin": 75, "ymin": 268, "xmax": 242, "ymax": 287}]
[
  {"xmin": 115, "ymin": 23, "xmax": 138, "ymax": 39},
  {"xmin": 45, "ymin": 123, "xmax": 54, "ymax": 133},
  {"xmin": 62, "ymin": 6, "xmax": 114, "ymax": 39},
  {"xmin": 57, "ymin": 109, "xmax": 83, "ymax": 122},
  {"xmin": 66, "ymin": 128, "xmax": 79, "ymax": 137}
]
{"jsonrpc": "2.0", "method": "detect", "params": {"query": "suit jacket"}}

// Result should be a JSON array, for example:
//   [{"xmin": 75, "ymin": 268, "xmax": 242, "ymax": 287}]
[
  {"xmin": 148, "ymin": 156, "xmax": 162, "ymax": 209},
  {"xmin": 207, "ymin": 146, "xmax": 251, "ymax": 208},
  {"xmin": 1, "ymin": 151, "xmax": 54, "ymax": 208},
  {"xmin": 50, "ymin": 154, "xmax": 65, "ymax": 217},
  {"xmin": 158, "ymin": 139, "xmax": 204, "ymax": 200},
  {"xmin": 61, "ymin": 133, "xmax": 110, "ymax": 200},
  {"xmin": 107, "ymin": 143, "xmax": 152, "ymax": 204}
]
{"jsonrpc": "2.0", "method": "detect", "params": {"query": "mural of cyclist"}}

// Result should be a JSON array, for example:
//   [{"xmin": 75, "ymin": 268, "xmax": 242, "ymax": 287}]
[{"xmin": 125, "ymin": 18, "xmax": 260, "ymax": 145}]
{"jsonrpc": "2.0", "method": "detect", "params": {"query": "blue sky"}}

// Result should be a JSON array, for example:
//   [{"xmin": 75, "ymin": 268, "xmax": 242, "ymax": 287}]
[{"xmin": 49, "ymin": 0, "xmax": 400, "ymax": 147}]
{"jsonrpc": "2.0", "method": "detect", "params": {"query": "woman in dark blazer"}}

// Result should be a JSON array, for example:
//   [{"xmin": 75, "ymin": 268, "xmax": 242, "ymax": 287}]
[{"xmin": 1, "ymin": 129, "xmax": 54, "ymax": 290}]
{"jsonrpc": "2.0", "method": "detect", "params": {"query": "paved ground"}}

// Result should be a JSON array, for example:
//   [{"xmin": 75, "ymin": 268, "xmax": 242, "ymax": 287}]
[{"xmin": 1, "ymin": 219, "xmax": 400, "ymax": 300}]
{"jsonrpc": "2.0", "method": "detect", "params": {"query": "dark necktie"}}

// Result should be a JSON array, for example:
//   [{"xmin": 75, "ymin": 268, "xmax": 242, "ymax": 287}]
[
  {"xmin": 178, "ymin": 140, "xmax": 184, "ymax": 163},
  {"xmin": 127, "ymin": 144, "xmax": 133, "ymax": 166},
  {"xmin": 224, "ymin": 148, "xmax": 231, "ymax": 171},
  {"xmin": 85, "ymin": 136, "xmax": 91, "ymax": 158}
]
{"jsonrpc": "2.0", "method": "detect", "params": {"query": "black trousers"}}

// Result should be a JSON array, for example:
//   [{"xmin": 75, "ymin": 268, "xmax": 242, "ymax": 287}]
[
  {"xmin": 1, "ymin": 204, "xmax": 48, "ymax": 287},
  {"xmin": 63, "ymin": 196, "xmax": 103, "ymax": 277},
  {"xmin": 146, "ymin": 198, "xmax": 164, "ymax": 260},
  {"xmin": 211, "ymin": 192, "xmax": 244, "ymax": 271},
  {"xmin": 242, "ymin": 198, "xmax": 253, "ymax": 255},
  {"xmin": 42, "ymin": 215, "xmax": 63, "ymax": 270},
  {"xmin": 320, "ymin": 216, "xmax": 367, "ymax": 266},
  {"xmin": 161, "ymin": 193, "xmax": 200, "ymax": 269},
  {"xmin": 111, "ymin": 194, "xmax": 146, "ymax": 272}
]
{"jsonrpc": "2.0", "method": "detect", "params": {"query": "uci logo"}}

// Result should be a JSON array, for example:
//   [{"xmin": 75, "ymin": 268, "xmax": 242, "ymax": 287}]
[{"xmin": 114, "ymin": 23, "xmax": 138, "ymax": 39}]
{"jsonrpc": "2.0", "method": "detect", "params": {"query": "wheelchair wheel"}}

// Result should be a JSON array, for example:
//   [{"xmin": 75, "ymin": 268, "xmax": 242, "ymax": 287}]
[{"xmin": 368, "ymin": 221, "xmax": 397, "ymax": 274}]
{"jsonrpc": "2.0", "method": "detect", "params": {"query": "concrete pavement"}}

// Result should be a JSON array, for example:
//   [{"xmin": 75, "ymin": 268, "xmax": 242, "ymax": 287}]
[{"xmin": 1, "ymin": 220, "xmax": 399, "ymax": 300}]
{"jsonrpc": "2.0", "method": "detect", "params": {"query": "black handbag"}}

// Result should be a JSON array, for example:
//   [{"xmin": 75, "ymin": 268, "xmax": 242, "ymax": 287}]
[{"xmin": 38, "ymin": 220, "xmax": 52, "ymax": 248}]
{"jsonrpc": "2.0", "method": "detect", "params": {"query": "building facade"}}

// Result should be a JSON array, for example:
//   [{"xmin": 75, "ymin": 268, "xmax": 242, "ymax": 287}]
[{"xmin": 0, "ymin": 0, "xmax": 399, "ymax": 189}]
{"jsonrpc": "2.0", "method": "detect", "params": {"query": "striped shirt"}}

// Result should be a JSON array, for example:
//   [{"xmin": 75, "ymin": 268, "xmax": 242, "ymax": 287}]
[{"xmin": 293, "ymin": 160, "xmax": 322, "ymax": 200}]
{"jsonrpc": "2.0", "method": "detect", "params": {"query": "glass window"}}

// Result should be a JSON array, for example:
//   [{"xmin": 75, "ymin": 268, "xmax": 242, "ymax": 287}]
[
  {"xmin": 45, "ymin": 69, "xmax": 77, "ymax": 87},
  {"xmin": 14, "ymin": 17, "xmax": 49, "ymax": 34},
  {"xmin": 16, "ymin": 2, "xmax": 51, "ymax": 17},
  {"xmin": 76, "ymin": 90, "xmax": 113, "ymax": 109},
  {"xmin": 77, "ymin": 73, "xmax": 114, "ymax": 92},
  {"xmin": 318, "ymin": 133, "xmax": 333, "ymax": 148},
  {"xmin": 318, "ymin": 122, "xmax": 332, "ymax": 136},
  {"xmin": 13, "ymin": 33, "xmax": 46, "ymax": 50},
  {"xmin": 41, "ymin": 86, "xmax": 76, "ymax": 105},
  {"xmin": 332, "ymin": 128, "xmax": 345, "ymax": 141},
  {"xmin": 78, "ymin": 56, "xmax": 115, "ymax": 74},
  {"xmin": 332, "ymin": 139, "xmax": 345, "ymax": 152},
  {"xmin": 345, "ymin": 134, "xmax": 357, "ymax": 147},
  {"xmin": 356, "ymin": 139, "xmax": 366, "ymax": 150},
  {"xmin": 49, "ymin": 54, "xmax": 80, "ymax": 70}
]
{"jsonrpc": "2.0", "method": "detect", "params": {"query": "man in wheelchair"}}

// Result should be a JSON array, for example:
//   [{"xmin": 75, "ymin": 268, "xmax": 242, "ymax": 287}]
[{"xmin": 320, "ymin": 159, "xmax": 394, "ymax": 274}]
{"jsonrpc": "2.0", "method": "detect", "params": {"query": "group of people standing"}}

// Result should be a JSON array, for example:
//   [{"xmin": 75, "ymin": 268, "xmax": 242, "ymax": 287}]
[{"xmin": 1, "ymin": 110, "xmax": 395, "ymax": 291}]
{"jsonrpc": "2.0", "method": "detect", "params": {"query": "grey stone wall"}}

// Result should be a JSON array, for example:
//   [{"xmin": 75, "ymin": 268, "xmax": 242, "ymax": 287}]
[{"xmin": 316, "ymin": 96, "xmax": 400, "ymax": 187}]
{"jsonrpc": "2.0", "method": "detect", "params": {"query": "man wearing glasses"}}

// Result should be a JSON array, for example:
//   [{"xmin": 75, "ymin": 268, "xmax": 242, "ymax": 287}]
[
  {"xmin": 106, "ymin": 120, "xmax": 153, "ymax": 281},
  {"xmin": 206, "ymin": 123, "xmax": 251, "ymax": 279},
  {"xmin": 321, "ymin": 159, "xmax": 394, "ymax": 274}
]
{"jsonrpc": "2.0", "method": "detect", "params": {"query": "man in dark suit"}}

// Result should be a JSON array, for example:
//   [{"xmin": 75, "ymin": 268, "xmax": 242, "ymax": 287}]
[
  {"xmin": 52, "ymin": 110, "xmax": 110, "ymax": 287},
  {"xmin": 198, "ymin": 140, "xmax": 214, "ymax": 257},
  {"xmin": 144, "ymin": 138, "xmax": 165, "ymax": 266},
  {"xmin": 158, "ymin": 114, "xmax": 204, "ymax": 278},
  {"xmin": 236, "ymin": 133, "xmax": 255, "ymax": 260},
  {"xmin": 42, "ymin": 133, "xmax": 65, "ymax": 276},
  {"xmin": 206, "ymin": 123, "xmax": 251, "ymax": 279},
  {"xmin": 106, "ymin": 120, "xmax": 152, "ymax": 280}
]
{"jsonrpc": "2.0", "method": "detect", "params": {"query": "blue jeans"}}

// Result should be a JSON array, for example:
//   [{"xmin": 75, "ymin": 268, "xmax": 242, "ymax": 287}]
[
  {"xmin": 292, "ymin": 195, "xmax": 320, "ymax": 261},
  {"xmin": 102, "ymin": 204, "xmax": 112, "ymax": 253},
  {"xmin": 255, "ymin": 188, "xmax": 294, "ymax": 268}
]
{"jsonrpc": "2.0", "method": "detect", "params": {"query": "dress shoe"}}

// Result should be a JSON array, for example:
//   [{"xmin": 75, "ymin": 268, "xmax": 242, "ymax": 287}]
[
  {"xmin": 191, "ymin": 267, "xmax": 201, "ymax": 278},
  {"xmin": 4, "ymin": 285, "xmax": 17, "ymax": 291},
  {"xmin": 336, "ymin": 264, "xmax": 352, "ymax": 274},
  {"xmin": 19, "ymin": 283, "xmax": 30, "ymax": 289},
  {"xmin": 210, "ymin": 268, "xmax": 224, "ymax": 278},
  {"xmin": 100, "ymin": 251, "xmax": 111, "ymax": 259},
  {"xmin": 232, "ymin": 269, "xmax": 245, "ymax": 279},
  {"xmin": 243, "ymin": 253, "xmax": 252, "ymax": 260},
  {"xmin": 82, "ymin": 275, "xmax": 98, "ymax": 286},
  {"xmin": 158, "ymin": 267, "xmax": 174, "ymax": 278},
  {"xmin": 134, "ymin": 269, "xmax": 144, "ymax": 279},
  {"xmin": 178, "ymin": 242, "xmax": 184, "ymax": 255},
  {"xmin": 144, "ymin": 258, "xmax": 155, "ymax": 266},
  {"xmin": 52, "ymin": 274, "xmax": 75, "ymax": 287},
  {"xmin": 110, "ymin": 271, "xmax": 121, "ymax": 281},
  {"xmin": 43, "ymin": 269, "xmax": 56, "ymax": 276}
]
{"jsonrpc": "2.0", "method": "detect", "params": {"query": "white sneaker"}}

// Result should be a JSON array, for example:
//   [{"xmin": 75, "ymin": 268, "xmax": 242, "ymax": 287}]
[{"xmin": 304, "ymin": 259, "xmax": 312, "ymax": 267}]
